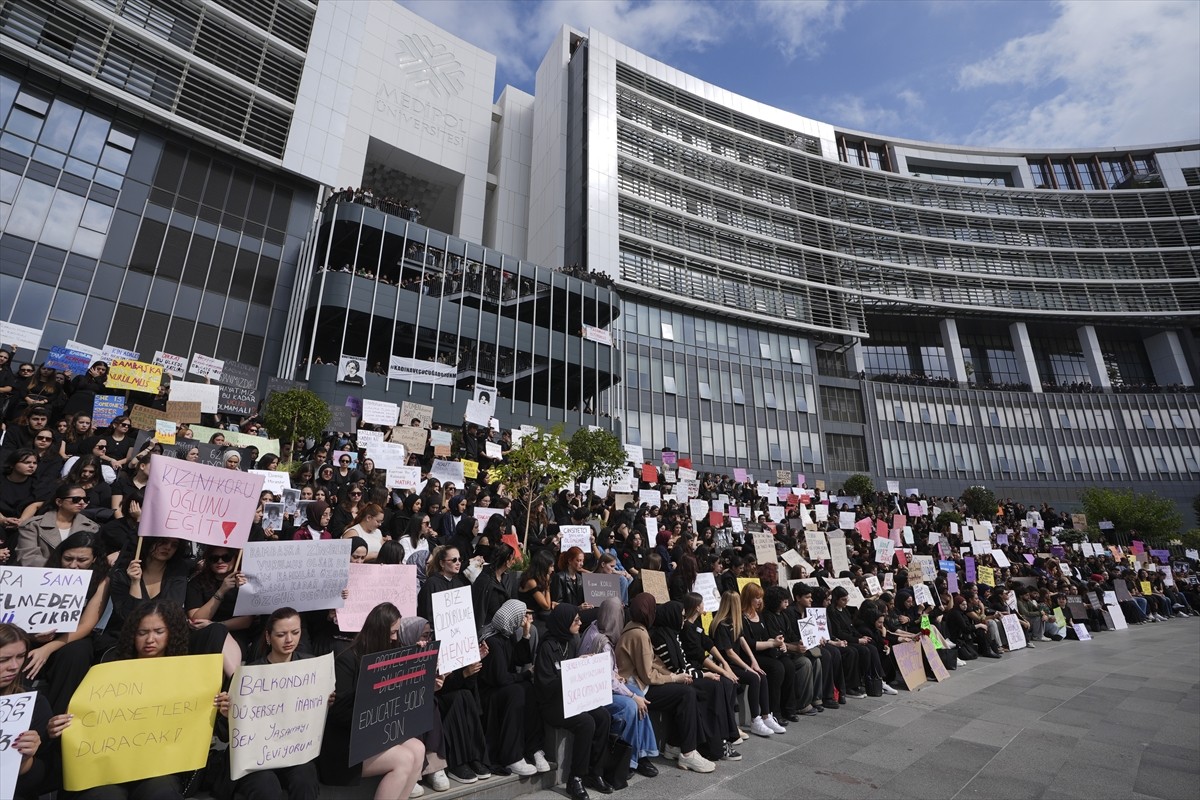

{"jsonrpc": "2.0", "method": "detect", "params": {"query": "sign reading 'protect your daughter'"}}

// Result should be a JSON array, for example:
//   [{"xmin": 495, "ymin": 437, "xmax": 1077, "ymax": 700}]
[{"xmin": 140, "ymin": 454, "xmax": 265, "ymax": 548}]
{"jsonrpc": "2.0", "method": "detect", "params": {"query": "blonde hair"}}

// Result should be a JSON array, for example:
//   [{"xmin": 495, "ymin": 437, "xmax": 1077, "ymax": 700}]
[{"xmin": 711, "ymin": 590, "xmax": 743, "ymax": 640}]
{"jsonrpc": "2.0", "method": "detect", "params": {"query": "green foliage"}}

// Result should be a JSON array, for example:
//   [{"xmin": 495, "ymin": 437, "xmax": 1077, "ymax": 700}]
[
  {"xmin": 960, "ymin": 485, "xmax": 997, "ymax": 519},
  {"xmin": 568, "ymin": 427, "xmax": 627, "ymax": 495},
  {"xmin": 263, "ymin": 389, "xmax": 331, "ymax": 458},
  {"xmin": 842, "ymin": 473, "xmax": 874, "ymax": 499},
  {"xmin": 937, "ymin": 510, "xmax": 964, "ymax": 530},
  {"xmin": 488, "ymin": 425, "xmax": 579, "ymax": 551},
  {"xmin": 1181, "ymin": 529, "xmax": 1200, "ymax": 551},
  {"xmin": 1080, "ymin": 486, "xmax": 1184, "ymax": 543}
]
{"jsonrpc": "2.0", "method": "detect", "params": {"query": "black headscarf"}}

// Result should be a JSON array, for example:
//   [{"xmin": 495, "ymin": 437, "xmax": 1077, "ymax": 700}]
[
  {"xmin": 547, "ymin": 602, "xmax": 579, "ymax": 642},
  {"xmin": 650, "ymin": 601, "xmax": 690, "ymax": 673}
]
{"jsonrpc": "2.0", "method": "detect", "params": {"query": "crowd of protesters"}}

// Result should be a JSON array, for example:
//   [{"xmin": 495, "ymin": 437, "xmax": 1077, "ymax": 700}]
[{"xmin": 1, "ymin": 346, "xmax": 1196, "ymax": 800}]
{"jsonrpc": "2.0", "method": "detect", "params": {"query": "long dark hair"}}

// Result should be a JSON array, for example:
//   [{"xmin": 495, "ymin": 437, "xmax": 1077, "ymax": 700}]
[
  {"xmin": 351, "ymin": 602, "xmax": 401, "ymax": 658},
  {"xmin": 0, "ymin": 623, "xmax": 30, "ymax": 693},
  {"xmin": 526, "ymin": 549, "xmax": 555, "ymax": 591},
  {"xmin": 48, "ymin": 530, "xmax": 109, "ymax": 598},
  {"xmin": 115, "ymin": 600, "xmax": 190, "ymax": 660}
]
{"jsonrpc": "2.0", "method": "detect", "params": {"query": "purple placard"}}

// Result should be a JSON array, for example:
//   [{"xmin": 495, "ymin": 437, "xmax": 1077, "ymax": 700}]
[
  {"xmin": 661, "ymin": 451, "xmax": 677, "ymax": 466},
  {"xmin": 345, "ymin": 395, "xmax": 362, "ymax": 416},
  {"xmin": 947, "ymin": 572, "xmax": 959, "ymax": 594},
  {"xmin": 1024, "ymin": 554, "xmax": 1035, "ymax": 564},
  {"xmin": 965, "ymin": 556, "xmax": 976, "ymax": 584},
  {"xmin": 1149, "ymin": 549, "xmax": 1170, "ymax": 564},
  {"xmin": 996, "ymin": 533, "xmax": 1009, "ymax": 546},
  {"xmin": 1051, "ymin": 545, "xmax": 1065, "ymax": 557}
]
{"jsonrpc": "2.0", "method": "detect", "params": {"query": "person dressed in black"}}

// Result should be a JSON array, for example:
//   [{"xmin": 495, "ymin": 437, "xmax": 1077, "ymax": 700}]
[
  {"xmin": 479, "ymin": 600, "xmax": 549, "ymax": 776},
  {"xmin": 535, "ymin": 603, "xmax": 613, "ymax": 800},
  {"xmin": 945, "ymin": 594, "xmax": 1001, "ymax": 658}
]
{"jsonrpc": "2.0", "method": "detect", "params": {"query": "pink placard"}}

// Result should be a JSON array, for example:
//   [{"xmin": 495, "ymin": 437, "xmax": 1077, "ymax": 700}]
[
  {"xmin": 875, "ymin": 519, "xmax": 888, "ymax": 540},
  {"xmin": 855, "ymin": 517, "xmax": 873, "ymax": 541},
  {"xmin": 338, "ymin": 563, "xmax": 417, "ymax": 631},
  {"xmin": 141, "ymin": 454, "xmax": 264, "ymax": 548}
]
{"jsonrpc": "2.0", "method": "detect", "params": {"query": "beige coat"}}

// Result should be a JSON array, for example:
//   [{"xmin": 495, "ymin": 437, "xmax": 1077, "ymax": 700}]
[{"xmin": 15, "ymin": 511, "xmax": 99, "ymax": 567}]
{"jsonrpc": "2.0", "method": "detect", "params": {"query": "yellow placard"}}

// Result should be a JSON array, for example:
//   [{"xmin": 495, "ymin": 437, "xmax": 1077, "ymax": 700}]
[
  {"xmin": 462, "ymin": 459, "xmax": 479, "ymax": 479},
  {"xmin": 107, "ymin": 359, "xmax": 164, "ymax": 393},
  {"xmin": 736, "ymin": 577, "xmax": 761, "ymax": 592},
  {"xmin": 63, "ymin": 654, "xmax": 222, "ymax": 791},
  {"xmin": 977, "ymin": 565, "xmax": 995, "ymax": 587},
  {"xmin": 1140, "ymin": 581, "xmax": 1153, "ymax": 595}
]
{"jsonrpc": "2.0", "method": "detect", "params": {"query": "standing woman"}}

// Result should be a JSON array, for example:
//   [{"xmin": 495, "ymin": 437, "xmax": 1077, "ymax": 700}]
[
  {"xmin": 318, "ymin": 602, "xmax": 426, "ymax": 800},
  {"xmin": 536, "ymin": 604, "xmax": 614, "ymax": 799},
  {"xmin": 0, "ymin": 624, "xmax": 53, "ymax": 800},
  {"xmin": 16, "ymin": 482, "xmax": 100, "ymax": 567},
  {"xmin": 62, "ymin": 362, "xmax": 109, "ymax": 418},
  {"xmin": 22, "ymin": 531, "xmax": 112, "ymax": 713},
  {"xmin": 416, "ymin": 545, "xmax": 471, "ymax": 622},
  {"xmin": 47, "ymin": 601, "xmax": 207, "ymax": 800},
  {"xmin": 342, "ymin": 503, "xmax": 387, "ymax": 560}
]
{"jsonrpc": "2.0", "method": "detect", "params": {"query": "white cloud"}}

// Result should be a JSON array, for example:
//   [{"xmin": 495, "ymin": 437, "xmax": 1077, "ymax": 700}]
[
  {"xmin": 823, "ymin": 89, "xmax": 924, "ymax": 134},
  {"xmin": 753, "ymin": 0, "xmax": 849, "ymax": 59},
  {"xmin": 958, "ymin": 0, "xmax": 1200, "ymax": 148}
]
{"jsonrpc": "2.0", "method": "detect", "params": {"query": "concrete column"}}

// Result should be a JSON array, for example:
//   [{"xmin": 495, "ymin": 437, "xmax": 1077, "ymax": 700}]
[
  {"xmin": 1144, "ymin": 330, "xmax": 1195, "ymax": 387},
  {"xmin": 939, "ymin": 318, "xmax": 969, "ymax": 384},
  {"xmin": 1076, "ymin": 325, "xmax": 1111, "ymax": 389},
  {"xmin": 1008, "ymin": 321, "xmax": 1042, "ymax": 392}
]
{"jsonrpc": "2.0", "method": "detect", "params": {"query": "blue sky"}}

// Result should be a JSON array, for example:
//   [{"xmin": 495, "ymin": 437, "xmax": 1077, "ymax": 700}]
[{"xmin": 398, "ymin": 0, "xmax": 1200, "ymax": 150}]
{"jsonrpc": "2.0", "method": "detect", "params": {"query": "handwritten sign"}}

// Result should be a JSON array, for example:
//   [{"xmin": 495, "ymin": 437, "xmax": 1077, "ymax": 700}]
[
  {"xmin": 692, "ymin": 572, "xmax": 721, "ymax": 613},
  {"xmin": 152, "ymin": 350, "xmax": 189, "ymax": 378},
  {"xmin": 561, "ymin": 654, "xmax": 613, "ymax": 717},
  {"xmin": 229, "ymin": 653, "xmax": 335, "ymax": 780},
  {"xmin": 46, "ymin": 346, "xmax": 93, "ymax": 375},
  {"xmin": 169, "ymin": 380, "xmax": 221, "ymax": 413},
  {"xmin": 977, "ymin": 565, "xmax": 995, "ymax": 587},
  {"xmin": 91, "ymin": 394, "xmax": 126, "ymax": 427},
  {"xmin": 912, "ymin": 583, "xmax": 935, "ymax": 607},
  {"xmin": 339, "ymin": 564, "xmax": 417, "ymax": 632},
  {"xmin": 141, "ymin": 454, "xmax": 264, "ymax": 548},
  {"xmin": 0, "ymin": 566, "xmax": 89, "ymax": 633},
  {"xmin": 428, "ymin": 458, "xmax": 464, "ymax": 487},
  {"xmin": 361, "ymin": 399, "xmax": 400, "ymax": 427},
  {"xmin": 386, "ymin": 466, "xmax": 422, "ymax": 491},
  {"xmin": 752, "ymin": 532, "xmax": 776, "ymax": 565},
  {"xmin": 874, "ymin": 537, "xmax": 895, "ymax": 565},
  {"xmin": 797, "ymin": 612, "xmax": 822, "ymax": 650},
  {"xmin": 1072, "ymin": 623, "xmax": 1091, "ymax": 641},
  {"xmin": 399, "ymin": 402, "xmax": 434, "ymax": 428},
  {"xmin": 63, "ymin": 654, "xmax": 222, "ymax": 790},
  {"xmin": 218, "ymin": 384, "xmax": 258, "ymax": 416},
  {"xmin": 0, "ymin": 320, "xmax": 42, "ymax": 352},
  {"xmin": 0, "ymin": 690, "xmax": 37, "ymax": 800},
  {"xmin": 805, "ymin": 531, "xmax": 830, "ymax": 561},
  {"xmin": 107, "ymin": 358, "xmax": 163, "ymax": 393},
  {"xmin": 920, "ymin": 635, "xmax": 949, "ymax": 682},
  {"xmin": 164, "ymin": 400, "xmax": 202, "ymax": 423},
  {"xmin": 893, "ymin": 640, "xmax": 927, "ymax": 691},
  {"xmin": 582, "ymin": 573, "xmax": 622, "ymax": 606},
  {"xmin": 233, "ymin": 539, "xmax": 349, "ymax": 615},
  {"xmin": 189, "ymin": 353, "xmax": 224, "ymax": 380},
  {"xmin": 559, "ymin": 525, "xmax": 592, "ymax": 553},
  {"xmin": 249, "ymin": 469, "xmax": 291, "ymax": 498},
  {"xmin": 431, "ymin": 586, "xmax": 479, "ymax": 674},
  {"xmin": 349, "ymin": 643, "xmax": 440, "ymax": 765}
]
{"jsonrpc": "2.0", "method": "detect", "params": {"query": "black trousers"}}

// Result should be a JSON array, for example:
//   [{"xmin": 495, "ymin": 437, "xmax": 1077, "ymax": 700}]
[
  {"xmin": 545, "ymin": 707, "xmax": 611, "ymax": 779},
  {"xmin": 235, "ymin": 762, "xmax": 319, "ymax": 800},
  {"xmin": 644, "ymin": 683, "xmax": 700, "ymax": 753},
  {"xmin": 831, "ymin": 642, "xmax": 860, "ymax": 691},
  {"xmin": 758, "ymin": 655, "xmax": 792, "ymax": 718},
  {"xmin": 70, "ymin": 775, "xmax": 183, "ymax": 800},
  {"xmin": 483, "ymin": 681, "xmax": 544, "ymax": 766},
  {"xmin": 811, "ymin": 646, "xmax": 839, "ymax": 703},
  {"xmin": 731, "ymin": 663, "xmax": 769, "ymax": 718}
]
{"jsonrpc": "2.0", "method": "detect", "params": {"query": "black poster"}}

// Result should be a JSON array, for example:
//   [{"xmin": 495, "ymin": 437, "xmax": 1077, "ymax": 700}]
[
  {"xmin": 582, "ymin": 573, "xmax": 622, "ymax": 605},
  {"xmin": 349, "ymin": 642, "xmax": 440, "ymax": 766}
]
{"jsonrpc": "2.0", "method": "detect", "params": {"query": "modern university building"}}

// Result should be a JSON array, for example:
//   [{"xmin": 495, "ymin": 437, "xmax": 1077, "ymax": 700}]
[{"xmin": 1, "ymin": 2, "xmax": 1198, "ymax": 515}]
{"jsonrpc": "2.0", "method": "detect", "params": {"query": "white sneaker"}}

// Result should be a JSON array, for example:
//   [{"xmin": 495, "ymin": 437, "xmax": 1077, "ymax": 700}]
[
  {"xmin": 677, "ymin": 751, "xmax": 716, "ymax": 773},
  {"xmin": 764, "ymin": 714, "xmax": 787, "ymax": 734},
  {"xmin": 880, "ymin": 682, "xmax": 898, "ymax": 695},
  {"xmin": 409, "ymin": 783, "xmax": 425, "ymax": 798},
  {"xmin": 749, "ymin": 718, "xmax": 774, "ymax": 737},
  {"xmin": 532, "ymin": 750, "xmax": 553, "ymax": 773},
  {"xmin": 507, "ymin": 760, "xmax": 537, "ymax": 777},
  {"xmin": 426, "ymin": 770, "xmax": 449, "ymax": 792},
  {"xmin": 663, "ymin": 744, "xmax": 681, "ymax": 760},
  {"xmin": 956, "ymin": 658, "xmax": 967, "ymax": 667}
]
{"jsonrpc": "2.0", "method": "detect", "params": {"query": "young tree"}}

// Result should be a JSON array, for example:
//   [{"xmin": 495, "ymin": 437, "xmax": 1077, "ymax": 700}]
[
  {"xmin": 960, "ymin": 485, "xmax": 997, "ymax": 520},
  {"xmin": 489, "ymin": 425, "xmax": 580, "ymax": 552},
  {"xmin": 568, "ymin": 426, "xmax": 627, "ymax": 501},
  {"xmin": 262, "ymin": 389, "xmax": 331, "ymax": 460},
  {"xmin": 842, "ymin": 473, "xmax": 874, "ymax": 500},
  {"xmin": 1080, "ymin": 486, "xmax": 1183, "ymax": 544}
]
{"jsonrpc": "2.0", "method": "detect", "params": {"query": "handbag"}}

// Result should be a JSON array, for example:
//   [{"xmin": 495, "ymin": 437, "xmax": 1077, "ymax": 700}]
[
  {"xmin": 956, "ymin": 640, "xmax": 978, "ymax": 660},
  {"xmin": 938, "ymin": 646, "xmax": 958, "ymax": 670},
  {"xmin": 865, "ymin": 675, "xmax": 883, "ymax": 697}
]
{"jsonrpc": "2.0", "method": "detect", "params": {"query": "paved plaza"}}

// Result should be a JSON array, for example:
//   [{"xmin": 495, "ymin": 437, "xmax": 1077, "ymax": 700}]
[{"xmin": 526, "ymin": 620, "xmax": 1200, "ymax": 800}]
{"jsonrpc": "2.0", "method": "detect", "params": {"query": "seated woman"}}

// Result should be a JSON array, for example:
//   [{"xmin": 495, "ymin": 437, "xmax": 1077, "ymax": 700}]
[
  {"xmin": 518, "ymin": 549, "xmax": 555, "ymax": 625},
  {"xmin": 536, "ymin": 604, "xmax": 614, "ymax": 800},
  {"xmin": 711, "ymin": 590, "xmax": 775, "ymax": 736},
  {"xmin": 397, "ymin": 617, "xmax": 488, "ymax": 787},
  {"xmin": 50, "ymin": 601, "xmax": 209, "ymax": 799},
  {"xmin": 15, "ymin": 482, "xmax": 99, "ymax": 567},
  {"xmin": 616, "ymin": 594, "xmax": 715, "ymax": 773},
  {"xmin": 551, "ymin": 546, "xmax": 588, "ymax": 608},
  {"xmin": 479, "ymin": 599, "xmax": 552, "ymax": 779},
  {"xmin": 740, "ymin": 582, "xmax": 797, "ymax": 724},
  {"xmin": 472, "ymin": 542, "xmax": 517, "ymax": 629},
  {"xmin": 416, "ymin": 546, "xmax": 471, "ymax": 622},
  {"xmin": 579, "ymin": 597, "xmax": 659, "ymax": 785},
  {"xmin": 827, "ymin": 586, "xmax": 886, "ymax": 696},
  {"xmin": 945, "ymin": 594, "xmax": 1001, "ymax": 658},
  {"xmin": 22, "ymin": 531, "xmax": 112, "ymax": 714},
  {"xmin": 186, "ymin": 545, "xmax": 254, "ymax": 663},
  {"xmin": 318, "ymin": 602, "xmax": 426, "ymax": 800},
  {"xmin": 214, "ymin": 608, "xmax": 324, "ymax": 800},
  {"xmin": 0, "ymin": 623, "xmax": 54, "ymax": 800}
]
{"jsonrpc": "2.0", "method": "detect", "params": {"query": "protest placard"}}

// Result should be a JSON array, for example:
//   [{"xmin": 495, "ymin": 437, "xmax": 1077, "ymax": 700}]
[
  {"xmin": 46, "ymin": 346, "xmax": 93, "ymax": 375},
  {"xmin": 218, "ymin": 383, "xmax": 259, "ymax": 416},
  {"xmin": 399, "ymin": 402, "xmax": 434, "ymax": 428},
  {"xmin": 1000, "ymin": 614, "xmax": 1027, "ymax": 650},
  {"xmin": 169, "ymin": 381, "xmax": 221, "ymax": 413},
  {"xmin": 874, "ymin": 537, "xmax": 895, "ymax": 565},
  {"xmin": 559, "ymin": 525, "xmax": 592, "ymax": 553},
  {"xmin": 977, "ymin": 565, "xmax": 995, "ymax": 587},
  {"xmin": 107, "ymin": 358, "xmax": 163, "ymax": 393},
  {"xmin": 189, "ymin": 353, "xmax": 224, "ymax": 380},
  {"xmin": 797, "ymin": 611, "xmax": 822, "ymax": 650},
  {"xmin": 828, "ymin": 533, "xmax": 850, "ymax": 575},
  {"xmin": 779, "ymin": 549, "xmax": 813, "ymax": 573},
  {"xmin": 641, "ymin": 570, "xmax": 670, "ymax": 603},
  {"xmin": 0, "ymin": 320, "xmax": 43, "ymax": 352},
  {"xmin": 803, "ymin": 607, "xmax": 829, "ymax": 645},
  {"xmin": 582, "ymin": 573, "xmax": 622, "ymax": 606},
  {"xmin": 91, "ymin": 394, "xmax": 126, "ymax": 427},
  {"xmin": 154, "ymin": 420, "xmax": 177, "ymax": 445},
  {"xmin": 752, "ymin": 532, "xmax": 776, "ymax": 565},
  {"xmin": 893, "ymin": 640, "xmax": 927, "ymax": 691},
  {"xmin": 0, "ymin": 566, "xmax": 90, "ymax": 633},
  {"xmin": 229, "ymin": 653, "xmax": 335, "ymax": 780},
  {"xmin": 152, "ymin": 350, "xmax": 189, "ymax": 378},
  {"xmin": 428, "ymin": 458, "xmax": 464, "ymax": 487},
  {"xmin": 805, "ymin": 531, "xmax": 830, "ymax": 561},
  {"xmin": 431, "ymin": 586, "xmax": 479, "ymax": 674},
  {"xmin": 920, "ymin": 635, "xmax": 950, "ymax": 682},
  {"xmin": 326, "ymin": 404, "xmax": 354, "ymax": 432},
  {"xmin": 163, "ymin": 400, "xmax": 201, "ymax": 424},
  {"xmin": 249, "ymin": 469, "xmax": 291, "ymax": 498},
  {"xmin": 990, "ymin": 549, "xmax": 1011, "ymax": 568},
  {"xmin": 865, "ymin": 575, "xmax": 882, "ymax": 596},
  {"xmin": 338, "ymin": 564, "xmax": 418, "ymax": 631},
  {"xmin": 361, "ymin": 399, "xmax": 400, "ymax": 427},
  {"xmin": 141, "ymin": 455, "xmax": 264, "ymax": 548},
  {"xmin": 217, "ymin": 359, "xmax": 257, "ymax": 390},
  {"xmin": 234, "ymin": 539, "xmax": 350, "ymax": 615},
  {"xmin": 562, "ymin": 654, "xmax": 613, "ymax": 716},
  {"xmin": 912, "ymin": 583, "xmax": 935, "ymax": 607},
  {"xmin": 0, "ymin": 690, "xmax": 36, "ymax": 800},
  {"xmin": 823, "ymin": 577, "xmax": 864, "ymax": 607},
  {"xmin": 369, "ymin": 442, "xmax": 407, "ymax": 474},
  {"xmin": 349, "ymin": 643, "xmax": 440, "ymax": 765},
  {"xmin": 386, "ymin": 466, "xmax": 423, "ymax": 490},
  {"xmin": 1072, "ymin": 623, "xmax": 1092, "ymax": 641},
  {"xmin": 692, "ymin": 572, "xmax": 720, "ymax": 613},
  {"xmin": 63, "ymin": 654, "xmax": 222, "ymax": 790}
]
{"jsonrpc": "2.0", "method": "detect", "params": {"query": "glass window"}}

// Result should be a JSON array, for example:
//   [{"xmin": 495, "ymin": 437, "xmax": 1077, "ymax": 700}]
[
  {"xmin": 5, "ymin": 179, "xmax": 54, "ymax": 240},
  {"xmin": 41, "ymin": 190, "xmax": 86, "ymax": 250},
  {"xmin": 698, "ymin": 381, "xmax": 712, "ymax": 400},
  {"xmin": 661, "ymin": 321, "xmax": 674, "ymax": 340},
  {"xmin": 663, "ymin": 375, "xmax": 677, "ymax": 394},
  {"xmin": 39, "ymin": 100, "xmax": 82, "ymax": 151},
  {"xmin": 731, "ymin": 387, "xmax": 745, "ymax": 404},
  {"xmin": 70, "ymin": 112, "xmax": 110, "ymax": 163}
]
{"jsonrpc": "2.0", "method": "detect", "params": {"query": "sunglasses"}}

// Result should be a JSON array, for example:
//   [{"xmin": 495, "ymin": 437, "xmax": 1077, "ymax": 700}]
[
  {"xmin": 349, "ymin": 491, "xmax": 362, "ymax": 496},
  {"xmin": 209, "ymin": 552, "xmax": 236, "ymax": 563},
  {"xmin": 35, "ymin": 435, "xmax": 54, "ymax": 441},
  {"xmin": 446, "ymin": 556, "xmax": 461, "ymax": 563},
  {"xmin": 95, "ymin": 445, "xmax": 107, "ymax": 450},
  {"xmin": 64, "ymin": 496, "xmax": 88, "ymax": 504}
]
